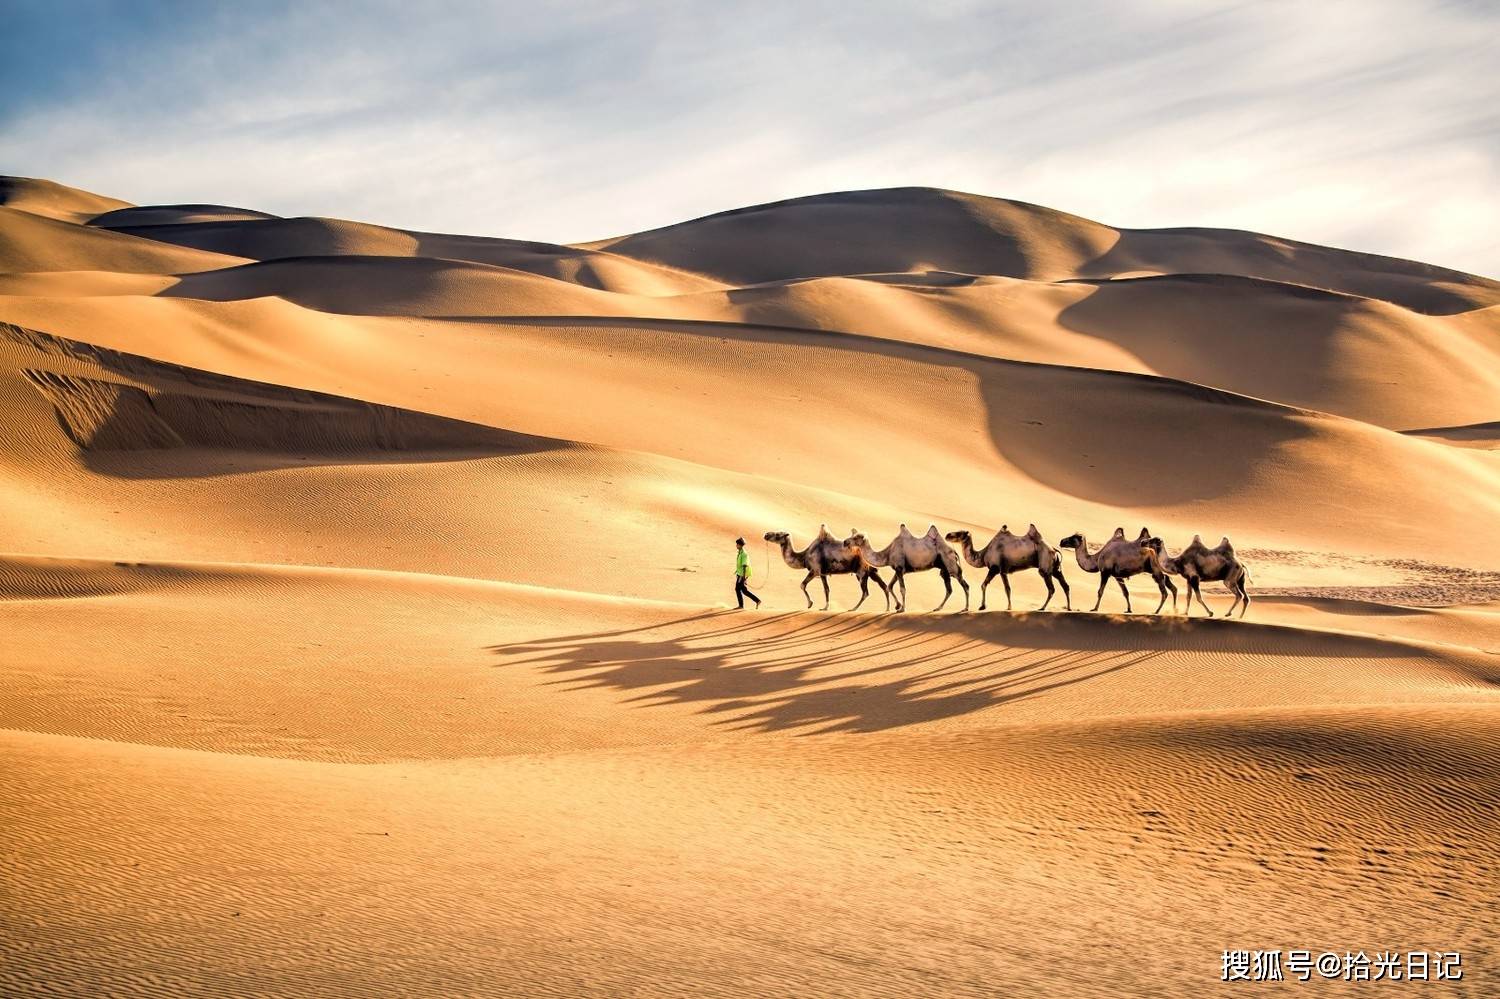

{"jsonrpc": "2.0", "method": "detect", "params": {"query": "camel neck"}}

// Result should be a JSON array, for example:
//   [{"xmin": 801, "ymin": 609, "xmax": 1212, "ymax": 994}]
[{"xmin": 778, "ymin": 538, "xmax": 807, "ymax": 568}]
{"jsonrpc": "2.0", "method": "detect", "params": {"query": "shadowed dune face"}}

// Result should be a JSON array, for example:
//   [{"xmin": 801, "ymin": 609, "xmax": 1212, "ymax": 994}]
[
  {"xmin": 4, "ymin": 322, "xmax": 558, "ymax": 475},
  {"xmin": 1097, "ymin": 227, "xmax": 1500, "ymax": 315},
  {"xmin": 105, "ymin": 215, "xmax": 723, "ymax": 295},
  {"xmin": 3, "ymin": 176, "xmax": 1500, "ymax": 997},
  {"xmin": 1056, "ymin": 276, "xmax": 1500, "ymax": 430},
  {"xmin": 90, "ymin": 204, "xmax": 283, "ymax": 226}
]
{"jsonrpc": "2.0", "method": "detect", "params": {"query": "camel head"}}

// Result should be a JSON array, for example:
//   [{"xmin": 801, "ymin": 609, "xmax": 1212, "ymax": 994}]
[
  {"xmin": 1059, "ymin": 533, "xmax": 1084, "ymax": 550},
  {"xmin": 1142, "ymin": 536, "xmax": 1165, "ymax": 555},
  {"xmin": 844, "ymin": 530, "xmax": 870, "ymax": 550},
  {"xmin": 763, "ymin": 531, "xmax": 789, "ymax": 544},
  {"xmin": 944, "ymin": 530, "xmax": 971, "ymax": 545}
]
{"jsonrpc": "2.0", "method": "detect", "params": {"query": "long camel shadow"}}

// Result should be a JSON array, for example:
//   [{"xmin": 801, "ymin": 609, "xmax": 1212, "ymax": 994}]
[{"xmin": 489, "ymin": 612, "xmax": 1163, "ymax": 735}]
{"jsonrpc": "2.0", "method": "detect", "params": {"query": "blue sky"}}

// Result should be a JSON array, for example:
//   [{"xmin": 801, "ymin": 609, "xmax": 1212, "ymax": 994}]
[{"xmin": 4, "ymin": 0, "xmax": 1497, "ymax": 275}]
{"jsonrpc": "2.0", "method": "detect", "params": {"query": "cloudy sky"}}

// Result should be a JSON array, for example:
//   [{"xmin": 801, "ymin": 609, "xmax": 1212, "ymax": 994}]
[{"xmin": 5, "ymin": 0, "xmax": 1497, "ymax": 275}]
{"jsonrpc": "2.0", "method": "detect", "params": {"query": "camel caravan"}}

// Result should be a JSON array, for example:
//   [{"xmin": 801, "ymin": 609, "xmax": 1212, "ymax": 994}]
[{"xmin": 762, "ymin": 524, "xmax": 1251, "ymax": 617}]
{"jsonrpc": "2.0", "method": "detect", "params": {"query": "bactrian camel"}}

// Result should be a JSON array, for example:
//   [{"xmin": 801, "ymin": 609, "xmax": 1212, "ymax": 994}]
[
  {"xmin": 1058, "ymin": 527, "xmax": 1178, "ymax": 614},
  {"xmin": 1147, "ymin": 534, "xmax": 1251, "ymax": 617},
  {"xmin": 845, "ymin": 524, "xmax": 969, "ymax": 612},
  {"xmin": 764, "ymin": 525, "xmax": 890, "ymax": 611},
  {"xmin": 945, "ymin": 524, "xmax": 1071, "ymax": 611}
]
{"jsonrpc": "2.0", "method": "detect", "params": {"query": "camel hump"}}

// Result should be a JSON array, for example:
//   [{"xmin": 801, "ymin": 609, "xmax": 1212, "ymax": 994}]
[
  {"xmin": 1192, "ymin": 534, "xmax": 1203, "ymax": 545},
  {"xmin": 1111, "ymin": 527, "xmax": 1126, "ymax": 540},
  {"xmin": 898, "ymin": 523, "xmax": 913, "ymax": 537},
  {"xmin": 1027, "ymin": 523, "xmax": 1041, "ymax": 537},
  {"xmin": 1218, "ymin": 536, "xmax": 1234, "ymax": 553},
  {"xmin": 816, "ymin": 524, "xmax": 834, "ymax": 540},
  {"xmin": 925, "ymin": 524, "xmax": 941, "ymax": 538}
]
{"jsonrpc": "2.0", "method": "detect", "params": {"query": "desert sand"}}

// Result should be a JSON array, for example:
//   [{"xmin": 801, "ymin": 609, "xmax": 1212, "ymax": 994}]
[{"xmin": 2, "ymin": 176, "xmax": 1498, "ymax": 996}]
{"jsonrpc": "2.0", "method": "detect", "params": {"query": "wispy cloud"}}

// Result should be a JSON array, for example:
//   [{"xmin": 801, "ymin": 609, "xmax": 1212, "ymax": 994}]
[{"xmin": 4, "ymin": 0, "xmax": 1497, "ymax": 274}]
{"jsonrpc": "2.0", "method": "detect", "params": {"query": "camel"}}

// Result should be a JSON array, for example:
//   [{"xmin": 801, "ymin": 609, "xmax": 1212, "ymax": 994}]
[
  {"xmin": 764, "ymin": 525, "xmax": 890, "ymax": 611},
  {"xmin": 945, "ymin": 524, "xmax": 1071, "ymax": 611},
  {"xmin": 845, "ymin": 524, "xmax": 969, "ymax": 612},
  {"xmin": 1146, "ymin": 534, "xmax": 1251, "ymax": 617},
  {"xmin": 1058, "ymin": 527, "xmax": 1178, "ymax": 614}
]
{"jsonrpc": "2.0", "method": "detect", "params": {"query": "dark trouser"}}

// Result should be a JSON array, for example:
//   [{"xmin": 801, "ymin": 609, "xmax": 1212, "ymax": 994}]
[{"xmin": 735, "ymin": 575, "xmax": 760, "ymax": 608}]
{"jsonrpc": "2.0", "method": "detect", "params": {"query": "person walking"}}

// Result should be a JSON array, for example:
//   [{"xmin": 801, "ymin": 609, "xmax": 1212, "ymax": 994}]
[{"xmin": 734, "ymin": 537, "xmax": 761, "ymax": 609}]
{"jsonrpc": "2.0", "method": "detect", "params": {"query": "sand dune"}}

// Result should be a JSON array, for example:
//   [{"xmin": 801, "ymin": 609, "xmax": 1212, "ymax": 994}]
[
  {"xmin": 587, "ymin": 187, "xmax": 1500, "ymax": 313},
  {"xmin": 102, "ymin": 214, "xmax": 723, "ymax": 295},
  {"xmin": 3, "ymin": 175, "xmax": 1498, "ymax": 996},
  {"xmin": 91, "ymin": 203, "xmax": 284, "ymax": 226},
  {"xmin": 0, "ymin": 206, "xmax": 247, "ymax": 275},
  {"xmin": 0, "ymin": 175, "xmax": 131, "ymax": 223}
]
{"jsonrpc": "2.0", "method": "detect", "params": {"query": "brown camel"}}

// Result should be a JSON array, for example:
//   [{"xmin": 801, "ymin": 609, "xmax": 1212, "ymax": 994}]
[
  {"xmin": 945, "ymin": 524, "xmax": 1071, "ymax": 611},
  {"xmin": 1058, "ymin": 527, "xmax": 1178, "ymax": 614},
  {"xmin": 1146, "ymin": 534, "xmax": 1251, "ymax": 617},
  {"xmin": 764, "ymin": 525, "xmax": 890, "ymax": 611},
  {"xmin": 845, "ymin": 524, "xmax": 969, "ymax": 612}
]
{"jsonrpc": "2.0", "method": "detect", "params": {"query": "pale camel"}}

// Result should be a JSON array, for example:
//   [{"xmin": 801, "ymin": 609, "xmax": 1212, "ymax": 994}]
[
  {"xmin": 945, "ymin": 524, "xmax": 1071, "ymax": 611},
  {"xmin": 764, "ymin": 525, "xmax": 890, "ymax": 611},
  {"xmin": 1058, "ymin": 527, "xmax": 1178, "ymax": 614},
  {"xmin": 845, "ymin": 524, "xmax": 969, "ymax": 612},
  {"xmin": 1146, "ymin": 534, "xmax": 1251, "ymax": 618}
]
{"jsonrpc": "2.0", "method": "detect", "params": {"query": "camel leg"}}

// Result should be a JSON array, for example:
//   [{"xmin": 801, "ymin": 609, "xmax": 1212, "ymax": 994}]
[
  {"xmin": 1194, "ymin": 579, "xmax": 1215, "ymax": 618},
  {"xmin": 1116, "ymin": 576, "xmax": 1133, "ymax": 614},
  {"xmin": 894, "ymin": 571, "xmax": 907, "ymax": 613},
  {"xmin": 1036, "ymin": 568, "xmax": 1053, "ymax": 611},
  {"xmin": 851, "ymin": 574, "xmax": 870, "ymax": 612},
  {"xmin": 820, "ymin": 574, "xmax": 832, "ymax": 612},
  {"xmin": 1152, "ymin": 576, "xmax": 1175, "ymax": 615},
  {"xmin": 979, "ymin": 567, "xmax": 998, "ymax": 611},
  {"xmin": 870, "ymin": 570, "xmax": 891, "ymax": 612},
  {"xmin": 1091, "ymin": 573, "xmax": 1109, "ymax": 612},
  {"xmin": 800, "ymin": 571, "xmax": 815, "ymax": 609},
  {"xmin": 1233, "ymin": 575, "xmax": 1251, "ymax": 618},
  {"xmin": 1000, "ymin": 571, "xmax": 1013, "ymax": 611},
  {"xmin": 933, "ymin": 568, "xmax": 953, "ymax": 612},
  {"xmin": 956, "ymin": 569, "xmax": 970, "ymax": 612},
  {"xmin": 1054, "ymin": 569, "xmax": 1072, "ymax": 611}
]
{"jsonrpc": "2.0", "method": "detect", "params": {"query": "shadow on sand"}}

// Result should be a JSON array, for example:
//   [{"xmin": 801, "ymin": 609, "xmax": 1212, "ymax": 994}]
[{"xmin": 489, "ymin": 611, "xmax": 1162, "ymax": 736}]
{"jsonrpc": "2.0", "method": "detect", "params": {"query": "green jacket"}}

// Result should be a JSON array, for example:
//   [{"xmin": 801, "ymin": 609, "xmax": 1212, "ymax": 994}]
[{"xmin": 736, "ymin": 549, "xmax": 751, "ymax": 578}]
